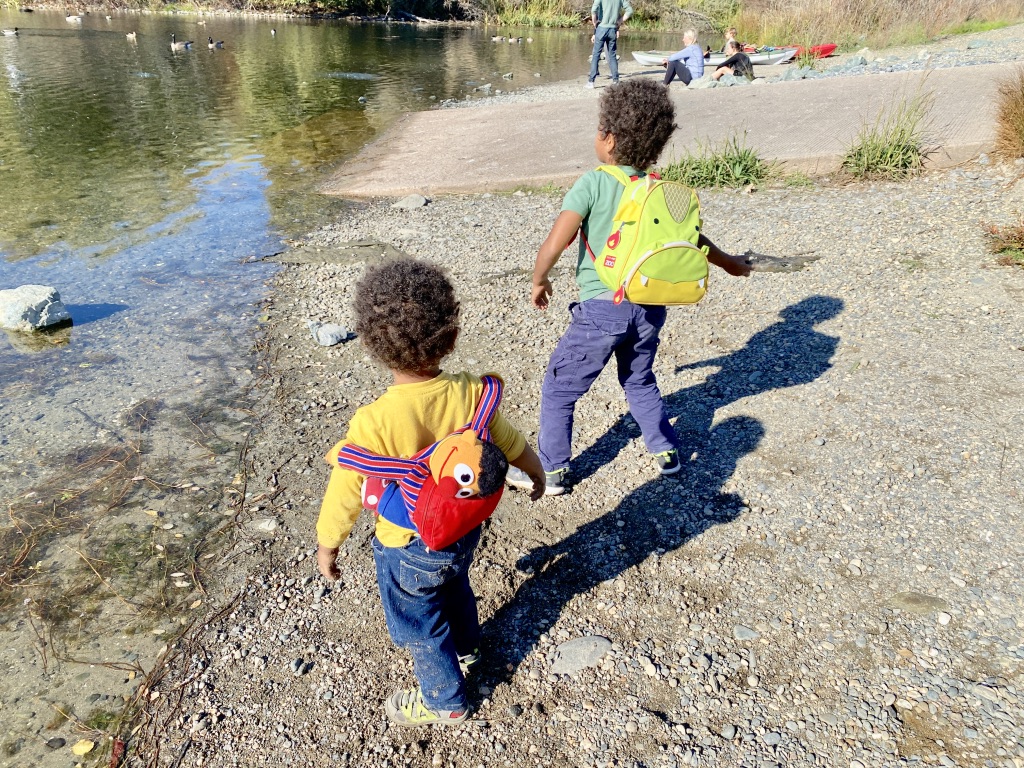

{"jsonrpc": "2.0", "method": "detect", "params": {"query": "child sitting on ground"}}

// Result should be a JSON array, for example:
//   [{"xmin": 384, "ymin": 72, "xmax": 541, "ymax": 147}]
[
  {"xmin": 316, "ymin": 257, "xmax": 545, "ymax": 726},
  {"xmin": 513, "ymin": 80, "xmax": 750, "ymax": 496}
]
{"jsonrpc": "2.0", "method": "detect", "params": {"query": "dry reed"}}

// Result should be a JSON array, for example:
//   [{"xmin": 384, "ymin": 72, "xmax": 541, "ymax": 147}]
[
  {"xmin": 995, "ymin": 65, "xmax": 1024, "ymax": 159},
  {"xmin": 731, "ymin": 0, "xmax": 1024, "ymax": 48}
]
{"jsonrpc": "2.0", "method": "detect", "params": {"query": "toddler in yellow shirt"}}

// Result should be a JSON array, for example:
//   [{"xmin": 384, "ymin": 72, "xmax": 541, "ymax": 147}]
[{"xmin": 316, "ymin": 257, "xmax": 544, "ymax": 726}]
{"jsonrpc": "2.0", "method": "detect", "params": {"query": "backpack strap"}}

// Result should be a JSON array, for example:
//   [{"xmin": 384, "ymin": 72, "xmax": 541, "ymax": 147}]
[
  {"xmin": 337, "ymin": 445, "xmax": 430, "ymax": 511},
  {"xmin": 336, "ymin": 376, "xmax": 505, "ymax": 518},
  {"xmin": 596, "ymin": 164, "xmax": 633, "ymax": 186},
  {"xmin": 467, "ymin": 374, "xmax": 503, "ymax": 443},
  {"xmin": 580, "ymin": 166, "xmax": 657, "ymax": 262}
]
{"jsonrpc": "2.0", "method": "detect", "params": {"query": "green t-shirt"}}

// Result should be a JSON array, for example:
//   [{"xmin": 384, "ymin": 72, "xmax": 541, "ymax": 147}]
[
  {"xmin": 561, "ymin": 165, "xmax": 640, "ymax": 301},
  {"xmin": 591, "ymin": 0, "xmax": 633, "ymax": 28}
]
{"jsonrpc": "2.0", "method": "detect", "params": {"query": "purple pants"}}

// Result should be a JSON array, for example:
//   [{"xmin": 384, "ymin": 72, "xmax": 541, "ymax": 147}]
[{"xmin": 538, "ymin": 299, "xmax": 678, "ymax": 472}]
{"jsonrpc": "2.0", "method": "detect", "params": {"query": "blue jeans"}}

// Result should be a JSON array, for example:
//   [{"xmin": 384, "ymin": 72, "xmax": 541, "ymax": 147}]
[
  {"xmin": 372, "ymin": 527, "xmax": 481, "ymax": 711},
  {"xmin": 539, "ymin": 299, "xmax": 677, "ymax": 472},
  {"xmin": 589, "ymin": 25, "xmax": 619, "ymax": 83}
]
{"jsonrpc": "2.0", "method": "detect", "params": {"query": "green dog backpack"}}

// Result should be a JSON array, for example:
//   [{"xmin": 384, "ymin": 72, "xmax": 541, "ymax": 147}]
[{"xmin": 582, "ymin": 165, "xmax": 710, "ymax": 306}]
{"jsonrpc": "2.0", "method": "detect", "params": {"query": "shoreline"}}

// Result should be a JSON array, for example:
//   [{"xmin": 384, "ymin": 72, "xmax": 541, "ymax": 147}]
[{"xmin": 319, "ymin": 21, "xmax": 1024, "ymax": 201}]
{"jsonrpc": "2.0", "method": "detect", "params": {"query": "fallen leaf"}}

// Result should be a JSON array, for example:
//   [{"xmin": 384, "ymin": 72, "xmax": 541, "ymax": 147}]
[
  {"xmin": 190, "ymin": 599, "xmax": 203, "ymax": 609},
  {"xmin": 71, "ymin": 740, "xmax": 95, "ymax": 756},
  {"xmin": 144, "ymin": 510, "xmax": 160, "ymax": 517}
]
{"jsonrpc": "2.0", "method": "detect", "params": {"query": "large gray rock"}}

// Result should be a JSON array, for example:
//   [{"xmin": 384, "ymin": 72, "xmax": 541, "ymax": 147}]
[
  {"xmin": 779, "ymin": 67, "xmax": 809, "ymax": 81},
  {"xmin": 0, "ymin": 285, "xmax": 71, "ymax": 331},
  {"xmin": 393, "ymin": 194, "xmax": 429, "ymax": 209},
  {"xmin": 307, "ymin": 321, "xmax": 352, "ymax": 347},
  {"xmin": 886, "ymin": 591, "xmax": 949, "ymax": 615},
  {"xmin": 550, "ymin": 635, "xmax": 611, "ymax": 675},
  {"xmin": 688, "ymin": 76, "xmax": 717, "ymax": 90}
]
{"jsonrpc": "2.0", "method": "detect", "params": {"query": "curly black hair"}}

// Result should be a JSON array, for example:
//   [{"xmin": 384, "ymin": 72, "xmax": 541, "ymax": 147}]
[
  {"xmin": 353, "ymin": 257, "xmax": 460, "ymax": 372},
  {"xmin": 599, "ymin": 79, "xmax": 678, "ymax": 170},
  {"xmin": 477, "ymin": 440, "xmax": 509, "ymax": 498}
]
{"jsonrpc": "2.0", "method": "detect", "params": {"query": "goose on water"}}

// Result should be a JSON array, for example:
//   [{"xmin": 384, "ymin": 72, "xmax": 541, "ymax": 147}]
[
  {"xmin": 170, "ymin": 33, "xmax": 192, "ymax": 51},
  {"xmin": 208, "ymin": 36, "xmax": 223, "ymax": 49},
  {"xmin": 1, "ymin": 28, "xmax": 17, "ymax": 36},
  {"xmin": 66, "ymin": 14, "xmax": 83, "ymax": 22},
  {"xmin": 125, "ymin": 31, "xmax": 137, "ymax": 41}
]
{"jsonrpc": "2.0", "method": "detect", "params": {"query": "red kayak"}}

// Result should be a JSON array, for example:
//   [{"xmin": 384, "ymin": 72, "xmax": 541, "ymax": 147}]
[{"xmin": 789, "ymin": 43, "xmax": 837, "ymax": 59}]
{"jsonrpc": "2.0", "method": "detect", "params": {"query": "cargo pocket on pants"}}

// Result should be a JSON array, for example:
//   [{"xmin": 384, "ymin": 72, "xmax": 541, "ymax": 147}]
[{"xmin": 547, "ymin": 349, "xmax": 585, "ymax": 381}]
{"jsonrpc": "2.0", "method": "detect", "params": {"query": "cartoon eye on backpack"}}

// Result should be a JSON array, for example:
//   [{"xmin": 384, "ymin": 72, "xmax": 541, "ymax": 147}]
[{"xmin": 337, "ymin": 375, "xmax": 509, "ymax": 550}]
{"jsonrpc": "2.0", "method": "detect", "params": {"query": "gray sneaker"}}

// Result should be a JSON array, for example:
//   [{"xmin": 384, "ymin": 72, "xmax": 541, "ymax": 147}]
[
  {"xmin": 506, "ymin": 466, "xmax": 566, "ymax": 496},
  {"xmin": 654, "ymin": 449, "xmax": 681, "ymax": 476},
  {"xmin": 585, "ymin": 80, "xmax": 595, "ymax": 89},
  {"xmin": 385, "ymin": 687, "xmax": 468, "ymax": 727},
  {"xmin": 543, "ymin": 468, "xmax": 568, "ymax": 496}
]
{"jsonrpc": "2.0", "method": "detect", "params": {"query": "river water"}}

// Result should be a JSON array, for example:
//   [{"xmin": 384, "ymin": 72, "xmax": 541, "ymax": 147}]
[{"xmin": 0, "ymin": 11, "xmax": 679, "ymax": 760}]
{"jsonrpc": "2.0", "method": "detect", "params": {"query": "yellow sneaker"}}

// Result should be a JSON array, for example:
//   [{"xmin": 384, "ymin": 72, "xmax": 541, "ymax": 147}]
[{"xmin": 385, "ymin": 688, "xmax": 468, "ymax": 727}]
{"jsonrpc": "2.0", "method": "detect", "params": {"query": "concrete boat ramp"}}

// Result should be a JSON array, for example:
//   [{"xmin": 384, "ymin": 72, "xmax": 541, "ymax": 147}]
[{"xmin": 323, "ymin": 62, "xmax": 1001, "ymax": 199}]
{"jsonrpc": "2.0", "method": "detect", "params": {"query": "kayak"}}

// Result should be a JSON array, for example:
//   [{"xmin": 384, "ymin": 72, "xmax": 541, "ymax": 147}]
[
  {"xmin": 631, "ymin": 48, "xmax": 797, "ymax": 67},
  {"xmin": 790, "ymin": 43, "xmax": 838, "ymax": 58}
]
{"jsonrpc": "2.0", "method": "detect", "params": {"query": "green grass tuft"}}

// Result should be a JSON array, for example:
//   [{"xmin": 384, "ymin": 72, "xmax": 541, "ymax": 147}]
[
  {"xmin": 782, "ymin": 170, "xmax": 816, "ymax": 188},
  {"xmin": 84, "ymin": 708, "xmax": 119, "ymax": 732},
  {"xmin": 659, "ymin": 136, "xmax": 773, "ymax": 188},
  {"xmin": 842, "ymin": 90, "xmax": 932, "ymax": 180}
]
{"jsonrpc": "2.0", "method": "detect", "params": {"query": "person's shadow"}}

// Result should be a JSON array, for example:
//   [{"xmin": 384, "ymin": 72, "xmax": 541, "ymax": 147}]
[{"xmin": 480, "ymin": 295, "xmax": 843, "ymax": 687}]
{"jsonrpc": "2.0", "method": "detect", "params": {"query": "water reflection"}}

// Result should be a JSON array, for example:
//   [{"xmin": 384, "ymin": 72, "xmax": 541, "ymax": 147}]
[{"xmin": 0, "ymin": 11, "xmax": 679, "ymax": 263}]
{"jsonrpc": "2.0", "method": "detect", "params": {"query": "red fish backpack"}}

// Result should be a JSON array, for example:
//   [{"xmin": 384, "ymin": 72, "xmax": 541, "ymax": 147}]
[{"xmin": 336, "ymin": 375, "xmax": 508, "ymax": 550}]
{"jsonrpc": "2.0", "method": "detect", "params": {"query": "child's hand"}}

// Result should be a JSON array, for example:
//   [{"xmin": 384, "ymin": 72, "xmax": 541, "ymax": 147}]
[
  {"xmin": 510, "ymin": 445, "xmax": 546, "ymax": 501},
  {"xmin": 532, "ymin": 278, "xmax": 553, "ymax": 310},
  {"xmin": 317, "ymin": 545, "xmax": 341, "ymax": 581},
  {"xmin": 525, "ymin": 467, "xmax": 546, "ymax": 501},
  {"xmin": 717, "ymin": 252, "xmax": 752, "ymax": 277}
]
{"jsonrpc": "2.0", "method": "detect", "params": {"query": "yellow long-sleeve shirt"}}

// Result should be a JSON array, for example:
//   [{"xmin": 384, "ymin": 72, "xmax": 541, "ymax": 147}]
[{"xmin": 317, "ymin": 371, "xmax": 527, "ymax": 549}]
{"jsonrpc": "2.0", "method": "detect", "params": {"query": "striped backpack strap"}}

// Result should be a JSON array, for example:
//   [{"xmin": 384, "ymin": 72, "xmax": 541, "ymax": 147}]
[
  {"xmin": 468, "ymin": 374, "xmax": 504, "ymax": 443},
  {"xmin": 337, "ymin": 445, "xmax": 429, "ymax": 511}
]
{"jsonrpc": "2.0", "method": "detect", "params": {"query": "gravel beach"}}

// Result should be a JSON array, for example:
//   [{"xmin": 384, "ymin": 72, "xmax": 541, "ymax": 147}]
[{"xmin": 121, "ymin": 148, "xmax": 1024, "ymax": 768}]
